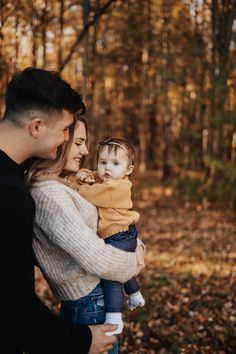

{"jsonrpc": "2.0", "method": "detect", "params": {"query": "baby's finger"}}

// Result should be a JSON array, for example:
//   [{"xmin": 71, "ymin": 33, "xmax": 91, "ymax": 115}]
[
  {"xmin": 85, "ymin": 177, "xmax": 95, "ymax": 183},
  {"xmin": 79, "ymin": 172, "xmax": 88, "ymax": 180}
]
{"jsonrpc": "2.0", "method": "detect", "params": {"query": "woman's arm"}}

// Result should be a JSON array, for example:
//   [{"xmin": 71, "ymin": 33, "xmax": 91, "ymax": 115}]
[{"xmin": 32, "ymin": 183, "xmax": 144, "ymax": 283}]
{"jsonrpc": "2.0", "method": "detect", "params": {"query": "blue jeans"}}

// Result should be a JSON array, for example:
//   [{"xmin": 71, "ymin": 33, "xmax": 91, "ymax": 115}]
[
  {"xmin": 59, "ymin": 283, "xmax": 118, "ymax": 354},
  {"xmin": 103, "ymin": 224, "xmax": 139, "ymax": 312}
]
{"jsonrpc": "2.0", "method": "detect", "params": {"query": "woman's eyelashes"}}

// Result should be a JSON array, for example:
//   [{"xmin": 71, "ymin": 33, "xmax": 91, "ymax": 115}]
[{"xmin": 74, "ymin": 139, "xmax": 84, "ymax": 146}]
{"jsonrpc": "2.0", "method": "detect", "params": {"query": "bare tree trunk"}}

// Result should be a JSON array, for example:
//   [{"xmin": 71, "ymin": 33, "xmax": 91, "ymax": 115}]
[
  {"xmin": 138, "ymin": 0, "xmax": 150, "ymax": 172},
  {"xmin": 160, "ymin": 0, "xmax": 171, "ymax": 179},
  {"xmin": 57, "ymin": 0, "xmax": 65, "ymax": 69},
  {"xmin": 0, "ymin": 1, "xmax": 9, "ymax": 114},
  {"xmin": 82, "ymin": 0, "xmax": 90, "ymax": 98},
  {"xmin": 30, "ymin": 1, "xmax": 38, "ymax": 67},
  {"xmin": 14, "ymin": 1, "xmax": 19, "ymax": 70},
  {"xmin": 210, "ymin": 0, "xmax": 236, "ymax": 162},
  {"xmin": 87, "ymin": 1, "xmax": 99, "ymax": 168},
  {"xmin": 41, "ymin": 1, "xmax": 48, "ymax": 68}
]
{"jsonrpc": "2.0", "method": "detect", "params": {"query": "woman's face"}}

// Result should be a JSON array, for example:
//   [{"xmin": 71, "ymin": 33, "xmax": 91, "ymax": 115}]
[{"xmin": 63, "ymin": 121, "xmax": 89, "ymax": 173}]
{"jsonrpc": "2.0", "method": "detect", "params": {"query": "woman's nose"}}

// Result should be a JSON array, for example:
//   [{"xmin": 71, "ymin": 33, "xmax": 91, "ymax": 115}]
[{"xmin": 81, "ymin": 144, "xmax": 89, "ymax": 156}]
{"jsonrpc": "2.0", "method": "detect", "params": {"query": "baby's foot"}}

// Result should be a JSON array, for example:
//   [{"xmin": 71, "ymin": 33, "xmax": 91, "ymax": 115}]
[
  {"xmin": 127, "ymin": 291, "xmax": 145, "ymax": 310},
  {"xmin": 104, "ymin": 312, "xmax": 124, "ymax": 336}
]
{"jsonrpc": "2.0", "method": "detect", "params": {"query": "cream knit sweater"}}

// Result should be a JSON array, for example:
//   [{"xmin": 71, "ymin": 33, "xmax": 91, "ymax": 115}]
[{"xmin": 31, "ymin": 180, "xmax": 139, "ymax": 301}]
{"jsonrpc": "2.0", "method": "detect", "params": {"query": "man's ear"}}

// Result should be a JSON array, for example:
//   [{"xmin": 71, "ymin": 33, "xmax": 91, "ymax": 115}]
[
  {"xmin": 28, "ymin": 118, "xmax": 44, "ymax": 138},
  {"xmin": 126, "ymin": 164, "xmax": 134, "ymax": 176}
]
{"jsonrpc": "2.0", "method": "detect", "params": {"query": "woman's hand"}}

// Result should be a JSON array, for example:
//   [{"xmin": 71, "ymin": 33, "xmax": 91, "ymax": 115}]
[
  {"xmin": 136, "ymin": 239, "xmax": 146, "ymax": 275},
  {"xmin": 88, "ymin": 324, "xmax": 117, "ymax": 354}
]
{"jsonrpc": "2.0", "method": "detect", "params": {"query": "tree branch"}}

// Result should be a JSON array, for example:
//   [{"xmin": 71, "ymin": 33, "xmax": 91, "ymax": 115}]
[{"xmin": 59, "ymin": 0, "xmax": 117, "ymax": 72}]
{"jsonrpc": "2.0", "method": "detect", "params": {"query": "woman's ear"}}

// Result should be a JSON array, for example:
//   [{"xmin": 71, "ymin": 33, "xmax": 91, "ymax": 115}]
[
  {"xmin": 28, "ymin": 118, "xmax": 44, "ymax": 138},
  {"xmin": 126, "ymin": 164, "xmax": 134, "ymax": 176}
]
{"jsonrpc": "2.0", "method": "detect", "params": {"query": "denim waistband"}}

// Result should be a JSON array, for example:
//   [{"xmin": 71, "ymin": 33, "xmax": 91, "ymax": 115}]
[
  {"xmin": 106, "ymin": 224, "xmax": 137, "ymax": 241},
  {"xmin": 61, "ymin": 282, "xmax": 103, "ymax": 306}
]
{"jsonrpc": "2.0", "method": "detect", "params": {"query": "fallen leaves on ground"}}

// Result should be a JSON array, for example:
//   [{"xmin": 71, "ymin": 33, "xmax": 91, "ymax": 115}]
[{"xmin": 35, "ymin": 173, "xmax": 236, "ymax": 353}]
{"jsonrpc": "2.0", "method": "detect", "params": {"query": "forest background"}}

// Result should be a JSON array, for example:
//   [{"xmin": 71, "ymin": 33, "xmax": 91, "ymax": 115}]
[{"xmin": 1, "ymin": 0, "xmax": 236, "ymax": 352}]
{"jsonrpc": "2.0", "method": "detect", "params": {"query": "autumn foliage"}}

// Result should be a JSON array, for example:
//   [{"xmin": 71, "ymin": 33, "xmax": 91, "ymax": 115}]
[{"xmin": 35, "ymin": 173, "xmax": 236, "ymax": 353}]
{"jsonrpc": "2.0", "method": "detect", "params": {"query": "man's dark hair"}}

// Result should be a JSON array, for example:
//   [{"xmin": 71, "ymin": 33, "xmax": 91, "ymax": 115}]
[{"xmin": 3, "ymin": 67, "xmax": 86, "ymax": 127}]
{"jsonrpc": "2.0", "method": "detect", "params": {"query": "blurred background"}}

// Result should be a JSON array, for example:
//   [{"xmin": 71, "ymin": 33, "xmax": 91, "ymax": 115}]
[
  {"xmin": 1, "ymin": 0, "xmax": 236, "ymax": 209},
  {"xmin": 1, "ymin": 1, "xmax": 236, "ymax": 352}
]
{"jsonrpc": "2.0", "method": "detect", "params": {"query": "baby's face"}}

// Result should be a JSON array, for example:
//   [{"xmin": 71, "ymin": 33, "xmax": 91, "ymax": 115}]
[{"xmin": 97, "ymin": 146, "xmax": 133, "ymax": 181}]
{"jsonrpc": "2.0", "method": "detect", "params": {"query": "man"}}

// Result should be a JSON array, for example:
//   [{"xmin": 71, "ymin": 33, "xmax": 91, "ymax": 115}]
[{"xmin": 0, "ymin": 68, "xmax": 116, "ymax": 354}]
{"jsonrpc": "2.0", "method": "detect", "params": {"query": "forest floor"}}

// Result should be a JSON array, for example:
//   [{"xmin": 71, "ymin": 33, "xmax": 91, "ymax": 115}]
[{"xmin": 35, "ymin": 172, "xmax": 236, "ymax": 354}]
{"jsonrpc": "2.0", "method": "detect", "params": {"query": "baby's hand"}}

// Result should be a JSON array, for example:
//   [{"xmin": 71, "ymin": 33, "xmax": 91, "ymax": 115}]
[{"xmin": 76, "ymin": 169, "xmax": 95, "ymax": 184}]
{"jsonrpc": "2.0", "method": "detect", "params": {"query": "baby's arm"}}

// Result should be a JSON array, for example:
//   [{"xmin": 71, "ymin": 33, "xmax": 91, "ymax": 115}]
[{"xmin": 78, "ymin": 179, "xmax": 133, "ymax": 209}]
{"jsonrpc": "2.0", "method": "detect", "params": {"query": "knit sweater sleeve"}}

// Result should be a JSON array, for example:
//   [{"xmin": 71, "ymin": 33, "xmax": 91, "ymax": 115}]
[{"xmin": 32, "ymin": 183, "xmax": 138, "ymax": 283}]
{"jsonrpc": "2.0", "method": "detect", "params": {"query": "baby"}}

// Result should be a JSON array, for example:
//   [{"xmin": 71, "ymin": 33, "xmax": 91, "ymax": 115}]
[{"xmin": 76, "ymin": 138, "xmax": 145, "ymax": 335}]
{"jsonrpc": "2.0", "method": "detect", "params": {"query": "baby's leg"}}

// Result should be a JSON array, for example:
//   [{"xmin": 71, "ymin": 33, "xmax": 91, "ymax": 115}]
[
  {"xmin": 102, "ymin": 279, "xmax": 124, "ymax": 335},
  {"xmin": 103, "ymin": 230, "xmax": 135, "ymax": 336},
  {"xmin": 103, "ymin": 225, "xmax": 145, "ymax": 332},
  {"xmin": 124, "ymin": 277, "xmax": 145, "ymax": 309}
]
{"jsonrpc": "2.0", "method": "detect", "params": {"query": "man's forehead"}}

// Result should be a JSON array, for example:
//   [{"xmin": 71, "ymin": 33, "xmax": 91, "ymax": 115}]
[{"xmin": 58, "ymin": 110, "xmax": 74, "ymax": 126}]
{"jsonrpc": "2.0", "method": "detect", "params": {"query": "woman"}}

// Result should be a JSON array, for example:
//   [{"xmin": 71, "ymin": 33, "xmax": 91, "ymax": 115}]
[{"xmin": 27, "ymin": 115, "xmax": 145, "ymax": 353}]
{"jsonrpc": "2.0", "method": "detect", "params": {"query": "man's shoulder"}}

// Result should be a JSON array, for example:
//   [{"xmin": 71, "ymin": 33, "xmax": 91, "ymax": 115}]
[
  {"xmin": 0, "ymin": 187, "xmax": 35, "ymax": 222},
  {"xmin": 0, "ymin": 163, "xmax": 35, "ymax": 212},
  {"xmin": 0, "ymin": 173, "xmax": 32, "ymax": 201}
]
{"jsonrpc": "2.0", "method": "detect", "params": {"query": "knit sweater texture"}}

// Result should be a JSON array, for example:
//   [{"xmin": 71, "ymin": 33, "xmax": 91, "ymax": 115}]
[{"xmin": 31, "ymin": 180, "xmax": 139, "ymax": 301}]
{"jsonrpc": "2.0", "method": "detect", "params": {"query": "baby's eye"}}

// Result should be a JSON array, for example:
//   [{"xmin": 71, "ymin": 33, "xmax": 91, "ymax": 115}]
[
  {"xmin": 114, "ymin": 161, "xmax": 119, "ymax": 166},
  {"xmin": 100, "ymin": 161, "xmax": 106, "ymax": 165}
]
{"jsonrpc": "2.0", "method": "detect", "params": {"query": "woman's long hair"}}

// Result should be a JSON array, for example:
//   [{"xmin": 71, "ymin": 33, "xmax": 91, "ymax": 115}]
[{"xmin": 27, "ymin": 115, "xmax": 88, "ymax": 185}]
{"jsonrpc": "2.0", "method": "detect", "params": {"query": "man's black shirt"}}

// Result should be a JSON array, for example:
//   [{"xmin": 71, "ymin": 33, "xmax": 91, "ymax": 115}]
[{"xmin": 0, "ymin": 150, "xmax": 91, "ymax": 354}]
